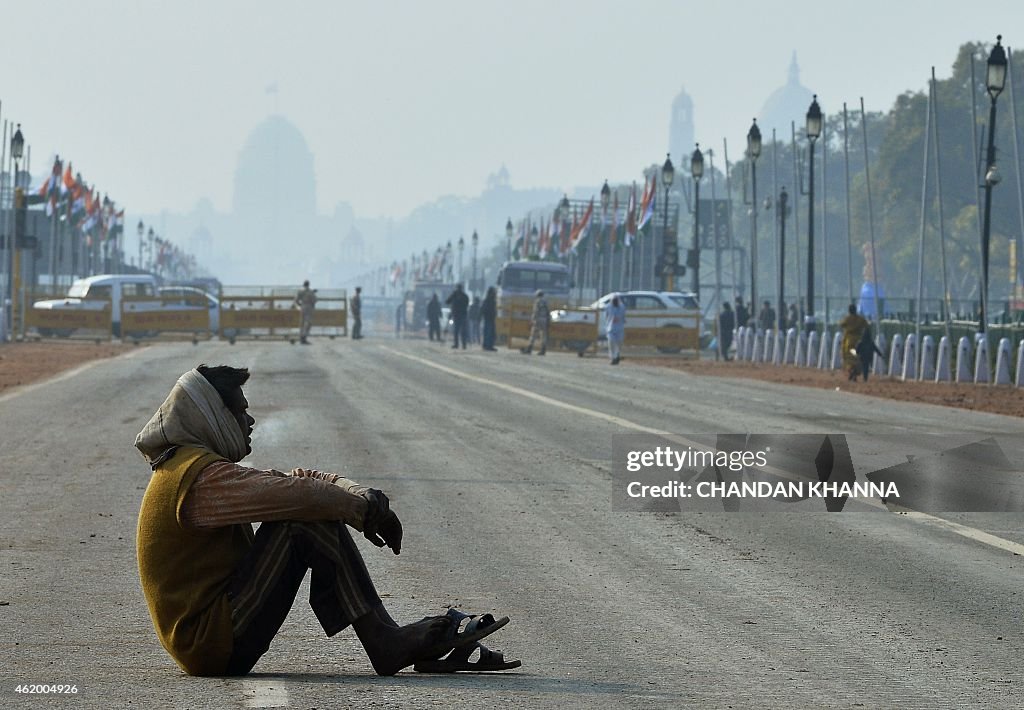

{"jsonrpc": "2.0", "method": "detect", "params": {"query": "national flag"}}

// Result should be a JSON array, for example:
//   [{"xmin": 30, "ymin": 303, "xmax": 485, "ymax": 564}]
[
  {"xmin": 569, "ymin": 198, "xmax": 595, "ymax": 253},
  {"xmin": 637, "ymin": 174, "xmax": 656, "ymax": 230},
  {"xmin": 624, "ymin": 182, "xmax": 638, "ymax": 247},
  {"xmin": 61, "ymin": 162, "xmax": 74, "ymax": 196},
  {"xmin": 512, "ymin": 220, "xmax": 525, "ymax": 260},
  {"xmin": 537, "ymin": 219, "xmax": 549, "ymax": 260}
]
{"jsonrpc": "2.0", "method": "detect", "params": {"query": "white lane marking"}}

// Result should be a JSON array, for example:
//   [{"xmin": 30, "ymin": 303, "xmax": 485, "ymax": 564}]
[
  {"xmin": 899, "ymin": 511, "xmax": 1024, "ymax": 556},
  {"xmin": 242, "ymin": 680, "xmax": 289, "ymax": 708},
  {"xmin": 382, "ymin": 346, "xmax": 1024, "ymax": 556},
  {"xmin": 0, "ymin": 345, "xmax": 147, "ymax": 404}
]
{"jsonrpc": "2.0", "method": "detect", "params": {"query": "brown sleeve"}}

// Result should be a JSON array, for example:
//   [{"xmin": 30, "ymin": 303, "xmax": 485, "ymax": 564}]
[{"xmin": 180, "ymin": 461, "xmax": 371, "ymax": 530}]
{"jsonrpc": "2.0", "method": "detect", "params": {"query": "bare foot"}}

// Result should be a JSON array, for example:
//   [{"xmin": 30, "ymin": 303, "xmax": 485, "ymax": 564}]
[{"xmin": 355, "ymin": 613, "xmax": 451, "ymax": 676}]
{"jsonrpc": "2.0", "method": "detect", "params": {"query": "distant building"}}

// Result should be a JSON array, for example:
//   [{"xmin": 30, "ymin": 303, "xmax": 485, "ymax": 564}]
[
  {"xmin": 758, "ymin": 52, "xmax": 814, "ymax": 143},
  {"xmin": 668, "ymin": 88, "xmax": 695, "ymax": 161}
]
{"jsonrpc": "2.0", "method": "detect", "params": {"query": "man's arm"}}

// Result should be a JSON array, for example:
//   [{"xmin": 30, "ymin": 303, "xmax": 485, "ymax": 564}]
[{"xmin": 180, "ymin": 461, "xmax": 371, "ymax": 530}]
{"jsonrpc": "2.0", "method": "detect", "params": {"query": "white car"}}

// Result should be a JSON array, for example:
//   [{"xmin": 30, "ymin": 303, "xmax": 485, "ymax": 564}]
[
  {"xmin": 32, "ymin": 274, "xmax": 159, "ymax": 337},
  {"xmin": 550, "ymin": 290, "xmax": 701, "ymax": 353}
]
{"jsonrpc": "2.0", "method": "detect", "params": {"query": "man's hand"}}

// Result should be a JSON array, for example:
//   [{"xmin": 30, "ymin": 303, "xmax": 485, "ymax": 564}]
[
  {"xmin": 364, "ymin": 510, "xmax": 403, "ymax": 555},
  {"xmin": 362, "ymin": 489, "xmax": 401, "ymax": 554}
]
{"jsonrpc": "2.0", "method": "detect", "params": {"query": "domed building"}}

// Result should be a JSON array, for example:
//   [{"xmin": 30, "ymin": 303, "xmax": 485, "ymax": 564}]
[
  {"xmin": 232, "ymin": 115, "xmax": 318, "ymax": 258},
  {"xmin": 758, "ymin": 53, "xmax": 814, "ymax": 142}
]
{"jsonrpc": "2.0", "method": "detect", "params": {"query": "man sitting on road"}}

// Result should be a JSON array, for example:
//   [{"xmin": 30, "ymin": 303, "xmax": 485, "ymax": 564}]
[{"xmin": 134, "ymin": 365, "xmax": 518, "ymax": 676}]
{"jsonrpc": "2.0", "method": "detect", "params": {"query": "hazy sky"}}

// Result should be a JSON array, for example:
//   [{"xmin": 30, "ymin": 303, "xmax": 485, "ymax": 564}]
[{"xmin": 2, "ymin": 1, "xmax": 1021, "ymax": 222}]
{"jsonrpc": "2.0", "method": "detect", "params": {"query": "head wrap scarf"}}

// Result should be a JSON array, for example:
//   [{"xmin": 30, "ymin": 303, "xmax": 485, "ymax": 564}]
[{"xmin": 134, "ymin": 369, "xmax": 247, "ymax": 468}]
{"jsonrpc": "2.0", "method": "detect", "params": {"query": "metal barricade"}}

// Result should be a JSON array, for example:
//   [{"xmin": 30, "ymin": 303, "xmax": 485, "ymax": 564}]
[
  {"xmin": 24, "ymin": 301, "xmax": 113, "ymax": 341},
  {"xmin": 121, "ymin": 295, "xmax": 213, "ymax": 344},
  {"xmin": 218, "ymin": 286, "xmax": 347, "ymax": 344}
]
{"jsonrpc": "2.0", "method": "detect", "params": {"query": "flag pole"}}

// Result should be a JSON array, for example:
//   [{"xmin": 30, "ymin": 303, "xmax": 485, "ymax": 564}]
[
  {"xmin": 915, "ymin": 73, "xmax": 933, "ymax": 351},
  {"xmin": 843, "ymin": 103, "xmax": 854, "ymax": 305},
  {"xmin": 931, "ymin": 67, "xmax": 952, "ymax": 342},
  {"xmin": 861, "ymin": 98, "xmax": 881, "ymax": 325}
]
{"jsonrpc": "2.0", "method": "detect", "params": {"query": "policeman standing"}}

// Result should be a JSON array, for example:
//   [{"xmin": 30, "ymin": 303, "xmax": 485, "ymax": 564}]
[
  {"xmin": 520, "ymin": 290, "xmax": 550, "ymax": 356},
  {"xmin": 294, "ymin": 280, "xmax": 317, "ymax": 345},
  {"xmin": 351, "ymin": 287, "xmax": 363, "ymax": 340}
]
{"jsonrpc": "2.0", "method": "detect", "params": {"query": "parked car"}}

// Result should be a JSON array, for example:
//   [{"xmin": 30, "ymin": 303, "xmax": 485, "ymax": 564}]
[
  {"xmin": 32, "ymin": 274, "xmax": 159, "ymax": 337},
  {"xmin": 550, "ymin": 290, "xmax": 702, "ymax": 353},
  {"xmin": 157, "ymin": 286, "xmax": 221, "ymax": 333}
]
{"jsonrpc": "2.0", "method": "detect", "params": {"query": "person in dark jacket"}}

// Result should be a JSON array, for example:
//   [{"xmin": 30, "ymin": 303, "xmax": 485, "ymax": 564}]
[
  {"xmin": 426, "ymin": 294, "xmax": 442, "ymax": 342},
  {"xmin": 481, "ymin": 287, "xmax": 498, "ymax": 351},
  {"xmin": 468, "ymin": 296, "xmax": 482, "ymax": 345},
  {"xmin": 445, "ymin": 284, "xmax": 470, "ymax": 349},
  {"xmin": 734, "ymin": 297, "xmax": 749, "ymax": 330},
  {"xmin": 855, "ymin": 325, "xmax": 885, "ymax": 382},
  {"xmin": 718, "ymin": 302, "xmax": 735, "ymax": 361}
]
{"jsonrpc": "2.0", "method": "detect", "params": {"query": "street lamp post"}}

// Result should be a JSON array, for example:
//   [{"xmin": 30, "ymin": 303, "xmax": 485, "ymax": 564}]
[
  {"xmin": 747, "ymin": 119, "xmax": 762, "ymax": 327},
  {"xmin": 506, "ymin": 218, "xmax": 513, "ymax": 261},
  {"xmin": 471, "ymin": 230, "xmax": 478, "ymax": 291},
  {"xmin": 137, "ymin": 220, "xmax": 144, "ymax": 273},
  {"xmin": 690, "ymin": 145, "xmax": 704, "ymax": 298},
  {"xmin": 147, "ymin": 227, "xmax": 155, "ymax": 273},
  {"xmin": 661, "ymin": 154, "xmax": 676, "ymax": 291},
  {"xmin": 980, "ymin": 35, "xmax": 1007, "ymax": 335},
  {"xmin": 457, "ymin": 235, "xmax": 465, "ymax": 285},
  {"xmin": 8, "ymin": 124, "xmax": 25, "ymax": 329},
  {"xmin": 805, "ymin": 95, "xmax": 822, "ymax": 332},
  {"xmin": 777, "ymin": 187, "xmax": 790, "ymax": 331}
]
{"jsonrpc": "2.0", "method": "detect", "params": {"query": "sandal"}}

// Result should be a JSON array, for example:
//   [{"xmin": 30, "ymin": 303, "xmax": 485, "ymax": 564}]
[
  {"xmin": 414, "ymin": 641, "xmax": 521, "ymax": 673},
  {"xmin": 413, "ymin": 609, "xmax": 509, "ymax": 663}
]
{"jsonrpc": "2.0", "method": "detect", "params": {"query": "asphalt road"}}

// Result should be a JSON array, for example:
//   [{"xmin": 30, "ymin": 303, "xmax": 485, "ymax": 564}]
[{"xmin": 2, "ymin": 337, "xmax": 1023, "ymax": 708}]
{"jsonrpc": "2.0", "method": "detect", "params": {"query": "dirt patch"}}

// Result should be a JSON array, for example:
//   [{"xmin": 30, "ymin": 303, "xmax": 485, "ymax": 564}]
[
  {"xmin": 0, "ymin": 341, "xmax": 134, "ymax": 394},
  {"xmin": 630, "ymin": 357, "xmax": 1024, "ymax": 419}
]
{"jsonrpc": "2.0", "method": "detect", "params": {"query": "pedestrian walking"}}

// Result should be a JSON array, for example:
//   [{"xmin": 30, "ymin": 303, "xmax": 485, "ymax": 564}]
[
  {"xmin": 839, "ymin": 304, "xmax": 869, "ymax": 381},
  {"xmin": 426, "ymin": 294, "xmax": 442, "ymax": 342},
  {"xmin": 520, "ymin": 290, "xmax": 549, "ymax": 356},
  {"xmin": 481, "ymin": 286, "xmax": 498, "ymax": 351},
  {"xmin": 446, "ymin": 284, "xmax": 470, "ymax": 349},
  {"xmin": 294, "ymin": 280, "xmax": 317, "ymax": 345},
  {"xmin": 394, "ymin": 302, "xmax": 404, "ymax": 338},
  {"xmin": 719, "ymin": 302, "xmax": 735, "ymax": 361},
  {"xmin": 134, "ymin": 365, "xmax": 520, "ymax": 676},
  {"xmin": 351, "ymin": 287, "xmax": 363, "ymax": 340},
  {"xmin": 856, "ymin": 325, "xmax": 885, "ymax": 382},
  {"xmin": 604, "ymin": 294, "xmax": 626, "ymax": 365}
]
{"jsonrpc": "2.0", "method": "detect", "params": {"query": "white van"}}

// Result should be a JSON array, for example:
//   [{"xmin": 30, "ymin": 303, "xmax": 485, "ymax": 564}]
[{"xmin": 33, "ymin": 274, "xmax": 159, "ymax": 336}]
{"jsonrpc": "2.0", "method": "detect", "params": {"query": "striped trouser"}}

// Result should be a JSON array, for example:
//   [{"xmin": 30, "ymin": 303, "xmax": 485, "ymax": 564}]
[{"xmin": 223, "ymin": 520, "xmax": 381, "ymax": 675}]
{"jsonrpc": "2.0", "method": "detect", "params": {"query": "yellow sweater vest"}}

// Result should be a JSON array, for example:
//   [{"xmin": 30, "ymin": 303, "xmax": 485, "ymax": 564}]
[{"xmin": 136, "ymin": 446, "xmax": 254, "ymax": 676}]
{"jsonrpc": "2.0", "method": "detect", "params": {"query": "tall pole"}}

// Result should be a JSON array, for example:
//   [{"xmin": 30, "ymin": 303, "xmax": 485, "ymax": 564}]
[
  {"xmin": 692, "ymin": 180, "xmax": 701, "ymax": 297},
  {"xmin": 861, "ymin": 97, "xmax": 881, "ymax": 325},
  {"xmin": 746, "ymin": 120, "xmax": 761, "ymax": 327},
  {"xmin": 1008, "ymin": 48, "xmax": 1024, "ymax": 299},
  {"xmin": 843, "ymin": 104, "xmax": 854, "ymax": 305},
  {"xmin": 778, "ymin": 187, "xmax": 789, "ymax": 331},
  {"xmin": 931, "ymin": 67, "xmax": 953, "ymax": 342},
  {"xmin": 980, "ymin": 93, "xmax": 998, "ymax": 334},
  {"xmin": 662, "ymin": 181, "xmax": 671, "ymax": 291},
  {"xmin": 916, "ymin": 75, "xmax": 933, "ymax": 350},
  {"xmin": 979, "ymin": 36, "xmax": 1008, "ymax": 334},
  {"xmin": 806, "ymin": 138, "xmax": 816, "ymax": 330}
]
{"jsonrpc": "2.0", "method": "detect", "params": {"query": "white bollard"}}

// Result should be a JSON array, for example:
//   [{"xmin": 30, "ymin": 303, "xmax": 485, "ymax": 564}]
[
  {"xmin": 873, "ymin": 333, "xmax": 888, "ymax": 377},
  {"xmin": 746, "ymin": 329, "xmax": 756, "ymax": 360},
  {"xmin": 901, "ymin": 334, "xmax": 917, "ymax": 381},
  {"xmin": 784, "ymin": 328, "xmax": 797, "ymax": 364},
  {"xmin": 935, "ymin": 336, "xmax": 952, "ymax": 382},
  {"xmin": 955, "ymin": 336, "xmax": 973, "ymax": 383},
  {"xmin": 752, "ymin": 331, "xmax": 763, "ymax": 363},
  {"xmin": 818, "ymin": 329, "xmax": 831, "ymax": 369},
  {"xmin": 1016, "ymin": 340, "xmax": 1024, "ymax": 387},
  {"xmin": 920, "ymin": 335, "xmax": 936, "ymax": 381},
  {"xmin": 773, "ymin": 330, "xmax": 785, "ymax": 365},
  {"xmin": 806, "ymin": 331, "xmax": 820, "ymax": 368},
  {"xmin": 974, "ymin": 337, "xmax": 991, "ymax": 384},
  {"xmin": 887, "ymin": 334, "xmax": 903, "ymax": 378},
  {"xmin": 735, "ymin": 327, "xmax": 745, "ymax": 360},
  {"xmin": 831, "ymin": 332, "xmax": 843, "ymax": 370},
  {"xmin": 794, "ymin": 331, "xmax": 808, "ymax": 366},
  {"xmin": 994, "ymin": 338, "xmax": 1012, "ymax": 385},
  {"xmin": 763, "ymin": 329, "xmax": 774, "ymax": 362}
]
